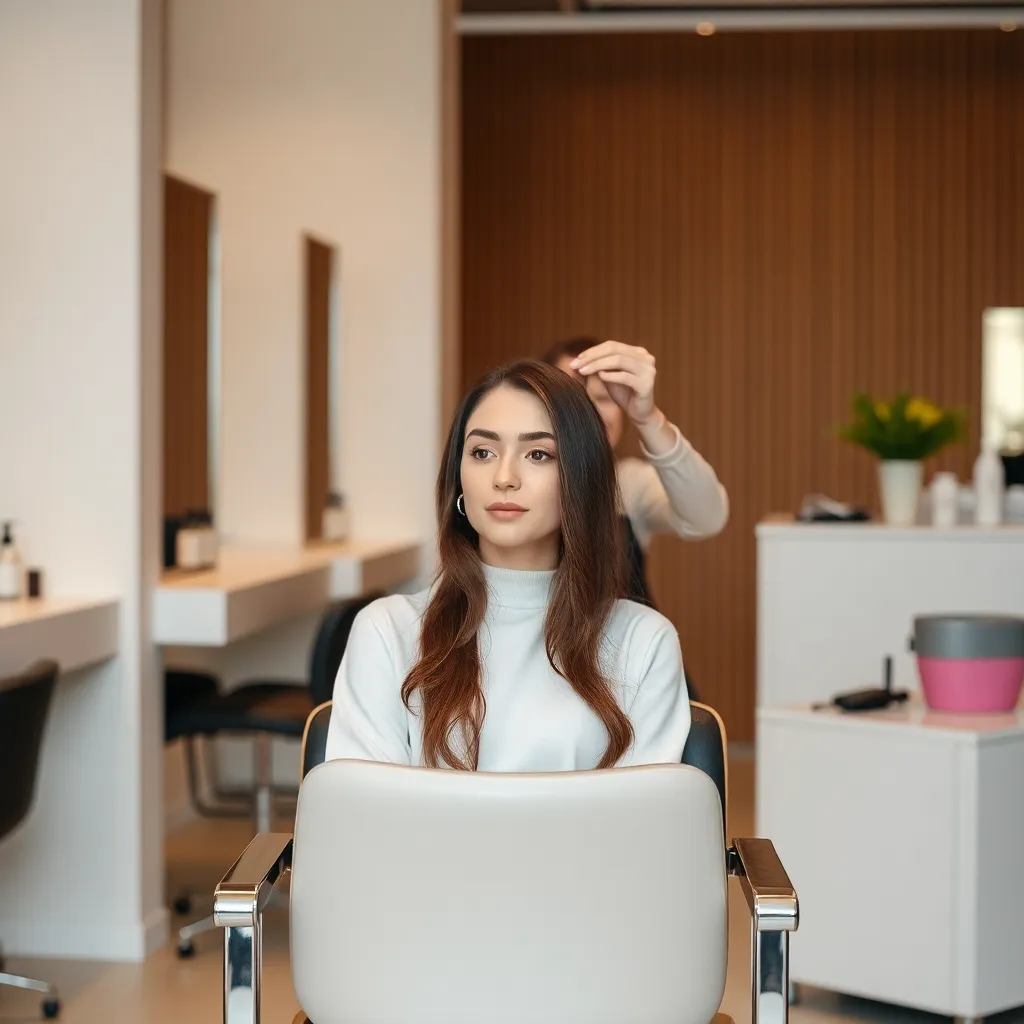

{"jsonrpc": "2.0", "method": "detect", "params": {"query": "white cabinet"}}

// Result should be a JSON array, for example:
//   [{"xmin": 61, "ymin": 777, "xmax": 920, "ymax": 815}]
[{"xmin": 757, "ymin": 702, "xmax": 1024, "ymax": 1019}]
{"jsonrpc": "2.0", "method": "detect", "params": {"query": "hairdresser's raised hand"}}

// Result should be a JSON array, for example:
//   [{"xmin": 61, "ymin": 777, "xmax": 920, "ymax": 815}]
[{"xmin": 570, "ymin": 340, "xmax": 658, "ymax": 426}]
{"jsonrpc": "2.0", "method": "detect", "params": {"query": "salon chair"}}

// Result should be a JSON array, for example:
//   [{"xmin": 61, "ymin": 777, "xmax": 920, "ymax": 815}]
[
  {"xmin": 0, "ymin": 660, "xmax": 62, "ymax": 1019},
  {"xmin": 171, "ymin": 593, "xmax": 380, "ymax": 956},
  {"xmin": 213, "ymin": 700, "xmax": 798, "ymax": 1024}
]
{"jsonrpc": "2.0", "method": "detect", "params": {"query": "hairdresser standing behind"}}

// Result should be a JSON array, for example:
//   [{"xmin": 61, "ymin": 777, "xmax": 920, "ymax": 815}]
[{"xmin": 543, "ymin": 337, "xmax": 728, "ymax": 609}]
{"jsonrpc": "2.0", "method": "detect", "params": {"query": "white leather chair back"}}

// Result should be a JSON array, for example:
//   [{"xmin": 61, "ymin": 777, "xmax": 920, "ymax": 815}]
[{"xmin": 290, "ymin": 759, "xmax": 728, "ymax": 1024}]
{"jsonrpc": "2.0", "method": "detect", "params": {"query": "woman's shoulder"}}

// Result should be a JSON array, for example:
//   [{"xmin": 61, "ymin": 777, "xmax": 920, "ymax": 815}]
[
  {"xmin": 605, "ymin": 598, "xmax": 680, "ymax": 657},
  {"xmin": 353, "ymin": 587, "xmax": 431, "ymax": 643}
]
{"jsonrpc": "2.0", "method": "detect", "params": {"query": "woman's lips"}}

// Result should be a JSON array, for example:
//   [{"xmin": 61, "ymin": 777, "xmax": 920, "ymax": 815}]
[{"xmin": 486, "ymin": 502, "xmax": 526, "ymax": 519}]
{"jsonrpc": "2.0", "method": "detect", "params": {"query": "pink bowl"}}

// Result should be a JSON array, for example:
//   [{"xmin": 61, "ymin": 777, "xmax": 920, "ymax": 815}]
[{"xmin": 917, "ymin": 656, "xmax": 1024, "ymax": 712}]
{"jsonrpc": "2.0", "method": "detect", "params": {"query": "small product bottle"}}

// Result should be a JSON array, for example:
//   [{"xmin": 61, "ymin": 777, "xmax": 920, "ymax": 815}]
[
  {"xmin": 930, "ymin": 472, "xmax": 959, "ymax": 528},
  {"xmin": 176, "ymin": 511, "xmax": 204, "ymax": 570},
  {"xmin": 973, "ymin": 443, "xmax": 1005, "ymax": 527},
  {"xmin": 322, "ymin": 492, "xmax": 349, "ymax": 542},
  {"xmin": 192, "ymin": 509, "xmax": 217, "ymax": 568},
  {"xmin": 201, "ymin": 510, "xmax": 219, "ymax": 568},
  {"xmin": 0, "ymin": 521, "xmax": 23, "ymax": 600}
]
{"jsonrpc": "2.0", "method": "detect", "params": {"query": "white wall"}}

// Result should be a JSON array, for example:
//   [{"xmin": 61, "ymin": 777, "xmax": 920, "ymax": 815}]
[
  {"xmin": 162, "ymin": 0, "xmax": 443, "ymax": 806},
  {"xmin": 0, "ymin": 0, "xmax": 166, "ymax": 960},
  {"xmin": 165, "ymin": 0, "xmax": 443, "ymax": 554}
]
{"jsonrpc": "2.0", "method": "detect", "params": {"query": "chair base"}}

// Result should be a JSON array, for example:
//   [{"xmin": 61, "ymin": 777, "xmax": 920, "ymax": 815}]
[
  {"xmin": 0, "ymin": 970, "xmax": 61, "ymax": 1018},
  {"xmin": 184, "ymin": 736, "xmax": 298, "ymax": 820}
]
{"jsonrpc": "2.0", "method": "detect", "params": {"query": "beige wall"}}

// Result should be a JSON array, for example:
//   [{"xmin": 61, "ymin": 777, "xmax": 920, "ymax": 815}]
[
  {"xmin": 162, "ymin": 0, "xmax": 444, "ymax": 810},
  {"xmin": 0, "ymin": 0, "xmax": 165, "ymax": 959},
  {"xmin": 165, "ymin": 0, "xmax": 443, "ymax": 552}
]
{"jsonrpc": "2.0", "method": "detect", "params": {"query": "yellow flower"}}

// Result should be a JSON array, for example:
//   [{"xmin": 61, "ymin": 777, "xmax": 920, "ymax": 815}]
[
  {"xmin": 906, "ymin": 397, "xmax": 942, "ymax": 428},
  {"xmin": 874, "ymin": 402, "xmax": 890, "ymax": 421}
]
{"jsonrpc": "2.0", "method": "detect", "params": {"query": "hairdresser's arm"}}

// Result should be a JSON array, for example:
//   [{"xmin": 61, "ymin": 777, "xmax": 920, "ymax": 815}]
[
  {"xmin": 325, "ymin": 609, "xmax": 412, "ymax": 765},
  {"xmin": 620, "ymin": 624, "xmax": 691, "ymax": 767},
  {"xmin": 572, "ymin": 340, "xmax": 728, "ymax": 538}
]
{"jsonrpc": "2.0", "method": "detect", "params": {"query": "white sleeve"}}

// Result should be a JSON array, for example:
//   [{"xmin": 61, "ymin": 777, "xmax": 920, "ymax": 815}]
[
  {"xmin": 619, "ymin": 624, "xmax": 691, "ymax": 767},
  {"xmin": 324, "ymin": 608, "xmax": 412, "ymax": 765},
  {"xmin": 621, "ymin": 423, "xmax": 729, "ymax": 546}
]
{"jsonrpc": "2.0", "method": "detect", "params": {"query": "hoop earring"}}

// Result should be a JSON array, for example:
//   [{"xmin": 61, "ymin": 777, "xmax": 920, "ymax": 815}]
[{"xmin": 456, "ymin": 494, "xmax": 466, "ymax": 517}]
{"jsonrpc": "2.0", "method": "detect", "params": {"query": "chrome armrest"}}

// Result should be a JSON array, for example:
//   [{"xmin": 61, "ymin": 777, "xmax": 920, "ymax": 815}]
[
  {"xmin": 728, "ymin": 838, "xmax": 799, "ymax": 1024},
  {"xmin": 729, "ymin": 837, "xmax": 799, "ymax": 932},
  {"xmin": 214, "ymin": 833, "xmax": 293, "ymax": 1024},
  {"xmin": 213, "ymin": 832, "xmax": 293, "ymax": 927}
]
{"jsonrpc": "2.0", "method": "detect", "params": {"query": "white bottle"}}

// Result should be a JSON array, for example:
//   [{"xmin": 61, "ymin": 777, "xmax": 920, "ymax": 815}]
[
  {"xmin": 0, "ymin": 521, "xmax": 23, "ymax": 600},
  {"xmin": 322, "ymin": 492, "xmax": 349, "ymax": 542},
  {"xmin": 973, "ymin": 443, "xmax": 1005, "ymax": 526},
  {"xmin": 176, "ymin": 525, "xmax": 204, "ymax": 570},
  {"xmin": 930, "ymin": 472, "xmax": 959, "ymax": 528}
]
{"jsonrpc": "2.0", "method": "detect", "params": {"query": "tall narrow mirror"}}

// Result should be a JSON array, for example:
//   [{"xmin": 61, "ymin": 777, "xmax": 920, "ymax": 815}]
[
  {"xmin": 162, "ymin": 175, "xmax": 220, "ymax": 565},
  {"xmin": 304, "ymin": 235, "xmax": 342, "ymax": 541}
]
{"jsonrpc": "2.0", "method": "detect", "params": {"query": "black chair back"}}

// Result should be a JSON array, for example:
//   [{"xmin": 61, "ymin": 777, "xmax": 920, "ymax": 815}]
[
  {"xmin": 302, "ymin": 701, "xmax": 333, "ymax": 779},
  {"xmin": 0, "ymin": 660, "xmax": 59, "ymax": 842},
  {"xmin": 301, "ymin": 698, "xmax": 728, "ymax": 831},
  {"xmin": 682, "ymin": 702, "xmax": 727, "ymax": 836},
  {"xmin": 307, "ymin": 594, "xmax": 383, "ymax": 706}
]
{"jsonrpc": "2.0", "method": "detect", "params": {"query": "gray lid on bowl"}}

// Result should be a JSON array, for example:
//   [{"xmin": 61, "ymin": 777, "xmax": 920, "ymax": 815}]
[{"xmin": 913, "ymin": 614, "xmax": 1024, "ymax": 658}]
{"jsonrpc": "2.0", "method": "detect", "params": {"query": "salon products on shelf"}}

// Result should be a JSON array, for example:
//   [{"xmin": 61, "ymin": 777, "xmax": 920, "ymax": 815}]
[
  {"xmin": 0, "ymin": 522, "xmax": 23, "ymax": 601},
  {"xmin": 974, "ymin": 444, "xmax": 1005, "ymax": 526},
  {"xmin": 929, "ymin": 472, "xmax": 958, "ymax": 528},
  {"xmin": 322, "ymin": 491, "xmax": 349, "ymax": 542},
  {"xmin": 173, "ymin": 509, "xmax": 218, "ymax": 572}
]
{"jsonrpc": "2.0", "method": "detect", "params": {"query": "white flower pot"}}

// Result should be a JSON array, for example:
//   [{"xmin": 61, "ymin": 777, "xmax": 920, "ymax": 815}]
[{"xmin": 878, "ymin": 460, "xmax": 923, "ymax": 526}]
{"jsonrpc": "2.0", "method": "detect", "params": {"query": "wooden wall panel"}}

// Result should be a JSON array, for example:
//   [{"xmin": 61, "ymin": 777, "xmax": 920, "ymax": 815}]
[
  {"xmin": 460, "ymin": 30, "xmax": 1024, "ymax": 740},
  {"xmin": 305, "ymin": 237, "xmax": 334, "ymax": 541},
  {"xmin": 163, "ymin": 175, "xmax": 212, "ymax": 518}
]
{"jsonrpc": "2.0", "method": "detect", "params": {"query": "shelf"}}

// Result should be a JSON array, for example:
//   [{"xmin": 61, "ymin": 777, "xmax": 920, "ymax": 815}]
[
  {"xmin": 0, "ymin": 597, "xmax": 119, "ymax": 678},
  {"xmin": 153, "ymin": 538, "xmax": 421, "ymax": 647},
  {"xmin": 760, "ymin": 696, "xmax": 1024, "ymax": 745},
  {"xmin": 757, "ymin": 514, "xmax": 1024, "ymax": 542}
]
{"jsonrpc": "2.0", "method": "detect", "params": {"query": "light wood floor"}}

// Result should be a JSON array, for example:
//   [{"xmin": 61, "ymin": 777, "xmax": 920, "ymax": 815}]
[{"xmin": 2, "ymin": 753, "xmax": 1023, "ymax": 1023}]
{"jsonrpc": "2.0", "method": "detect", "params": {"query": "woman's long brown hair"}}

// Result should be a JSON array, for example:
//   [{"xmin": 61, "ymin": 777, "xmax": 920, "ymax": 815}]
[{"xmin": 401, "ymin": 360, "xmax": 631, "ymax": 770}]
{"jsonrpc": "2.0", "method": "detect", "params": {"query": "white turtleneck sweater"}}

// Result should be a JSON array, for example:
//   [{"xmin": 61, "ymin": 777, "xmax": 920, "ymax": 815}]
[{"xmin": 324, "ymin": 565, "xmax": 691, "ymax": 771}]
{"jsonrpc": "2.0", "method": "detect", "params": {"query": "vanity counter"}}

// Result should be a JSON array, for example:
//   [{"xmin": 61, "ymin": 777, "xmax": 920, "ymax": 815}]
[
  {"xmin": 154, "ymin": 539, "xmax": 420, "ymax": 646},
  {"xmin": 0, "ymin": 597, "xmax": 119, "ymax": 677}
]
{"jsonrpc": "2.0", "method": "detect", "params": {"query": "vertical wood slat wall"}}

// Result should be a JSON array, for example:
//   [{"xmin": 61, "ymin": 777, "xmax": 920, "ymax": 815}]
[
  {"xmin": 163, "ymin": 175, "xmax": 213, "ymax": 518},
  {"xmin": 460, "ymin": 30, "xmax": 1024, "ymax": 740},
  {"xmin": 305, "ymin": 237, "xmax": 334, "ymax": 541}
]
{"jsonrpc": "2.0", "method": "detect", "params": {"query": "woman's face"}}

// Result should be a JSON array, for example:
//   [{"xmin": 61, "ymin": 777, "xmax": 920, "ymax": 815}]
[
  {"xmin": 555, "ymin": 355, "xmax": 623, "ymax": 450},
  {"xmin": 461, "ymin": 384, "xmax": 562, "ymax": 570}
]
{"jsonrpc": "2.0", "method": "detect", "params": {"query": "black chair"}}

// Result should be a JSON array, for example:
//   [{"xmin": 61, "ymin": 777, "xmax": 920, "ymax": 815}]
[
  {"xmin": 0, "ymin": 660, "xmax": 62, "ymax": 1019},
  {"xmin": 173, "ymin": 593, "xmax": 381, "ymax": 956}
]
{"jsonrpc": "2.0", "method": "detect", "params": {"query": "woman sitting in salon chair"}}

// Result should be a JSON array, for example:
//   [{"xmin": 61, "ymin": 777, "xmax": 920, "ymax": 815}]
[{"xmin": 326, "ymin": 360, "xmax": 691, "ymax": 771}]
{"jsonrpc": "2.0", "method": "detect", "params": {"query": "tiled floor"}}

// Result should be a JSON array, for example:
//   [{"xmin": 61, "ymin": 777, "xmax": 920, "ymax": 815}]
[{"xmin": 2, "ymin": 753, "xmax": 1023, "ymax": 1023}]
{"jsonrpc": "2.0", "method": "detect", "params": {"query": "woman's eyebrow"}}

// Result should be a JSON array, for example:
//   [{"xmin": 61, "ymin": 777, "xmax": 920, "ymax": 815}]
[{"xmin": 465, "ymin": 429, "xmax": 555, "ymax": 443}]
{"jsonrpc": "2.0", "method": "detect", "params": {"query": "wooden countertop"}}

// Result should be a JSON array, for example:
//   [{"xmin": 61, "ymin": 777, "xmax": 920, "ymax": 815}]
[
  {"xmin": 0, "ymin": 597, "xmax": 119, "ymax": 678},
  {"xmin": 153, "ymin": 538, "xmax": 421, "ymax": 647}
]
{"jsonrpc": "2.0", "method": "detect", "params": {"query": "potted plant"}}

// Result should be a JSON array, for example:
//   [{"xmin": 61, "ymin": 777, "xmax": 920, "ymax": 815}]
[{"xmin": 836, "ymin": 392, "xmax": 967, "ymax": 525}]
